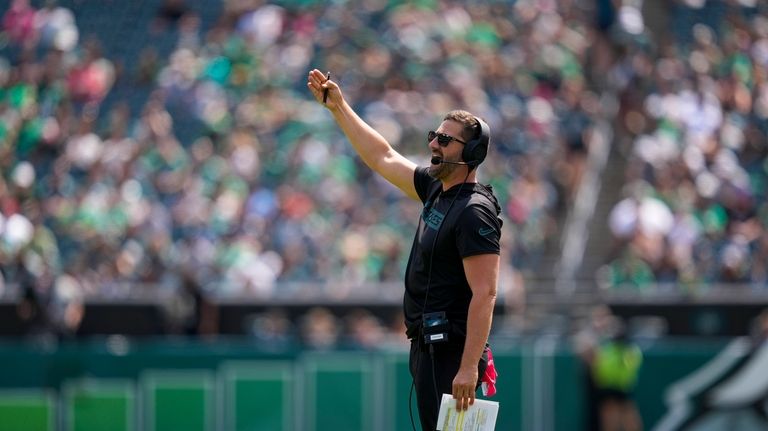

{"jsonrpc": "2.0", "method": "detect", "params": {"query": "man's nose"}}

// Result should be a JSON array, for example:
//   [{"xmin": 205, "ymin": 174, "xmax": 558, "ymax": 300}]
[{"xmin": 428, "ymin": 137, "xmax": 440, "ymax": 151}]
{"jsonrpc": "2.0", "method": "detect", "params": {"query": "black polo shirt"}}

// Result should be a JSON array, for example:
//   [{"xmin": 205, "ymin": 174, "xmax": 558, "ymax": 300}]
[{"xmin": 404, "ymin": 167, "xmax": 502, "ymax": 339}]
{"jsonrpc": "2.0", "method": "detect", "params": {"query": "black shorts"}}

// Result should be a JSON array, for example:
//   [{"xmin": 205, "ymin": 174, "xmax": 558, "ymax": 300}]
[{"xmin": 596, "ymin": 388, "xmax": 632, "ymax": 402}]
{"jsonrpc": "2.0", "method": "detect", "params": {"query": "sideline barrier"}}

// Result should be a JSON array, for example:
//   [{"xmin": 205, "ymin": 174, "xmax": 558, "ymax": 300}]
[
  {"xmin": 220, "ymin": 361, "xmax": 294, "ymax": 431},
  {"xmin": 142, "ymin": 370, "xmax": 215, "ymax": 431},
  {"xmin": 301, "ymin": 353, "xmax": 374, "ymax": 431},
  {"xmin": 62, "ymin": 380, "xmax": 135, "ymax": 431},
  {"xmin": 0, "ymin": 337, "xmax": 730, "ymax": 431},
  {"xmin": 0, "ymin": 390, "xmax": 55, "ymax": 431}
]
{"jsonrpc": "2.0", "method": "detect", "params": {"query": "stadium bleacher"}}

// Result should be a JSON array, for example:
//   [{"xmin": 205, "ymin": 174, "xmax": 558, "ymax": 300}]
[{"xmin": 1, "ymin": 1, "xmax": 768, "ymax": 429}]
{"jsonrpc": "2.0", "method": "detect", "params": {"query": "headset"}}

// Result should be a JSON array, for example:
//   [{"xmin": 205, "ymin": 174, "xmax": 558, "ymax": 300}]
[
  {"xmin": 432, "ymin": 117, "xmax": 490, "ymax": 168},
  {"xmin": 409, "ymin": 116, "xmax": 490, "ymax": 430},
  {"xmin": 461, "ymin": 117, "xmax": 491, "ymax": 167}
]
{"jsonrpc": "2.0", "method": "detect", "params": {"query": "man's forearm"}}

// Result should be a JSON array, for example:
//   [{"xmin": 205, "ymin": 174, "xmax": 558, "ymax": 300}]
[
  {"xmin": 460, "ymin": 291, "xmax": 496, "ymax": 371},
  {"xmin": 329, "ymin": 100, "xmax": 392, "ymax": 170},
  {"xmin": 328, "ymin": 99, "xmax": 418, "ymax": 199}
]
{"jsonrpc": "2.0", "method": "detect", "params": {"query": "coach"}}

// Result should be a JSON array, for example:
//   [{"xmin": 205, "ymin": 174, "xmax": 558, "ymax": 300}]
[{"xmin": 307, "ymin": 68, "xmax": 502, "ymax": 430}]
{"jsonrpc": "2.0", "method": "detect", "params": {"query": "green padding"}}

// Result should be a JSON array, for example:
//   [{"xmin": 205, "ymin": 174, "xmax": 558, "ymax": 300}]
[
  {"xmin": 144, "ymin": 372, "xmax": 214, "ymax": 431},
  {"xmin": 554, "ymin": 351, "xmax": 587, "ymax": 431},
  {"xmin": 491, "ymin": 350, "xmax": 524, "ymax": 431},
  {"xmin": 0, "ymin": 393, "xmax": 53, "ymax": 431},
  {"xmin": 0, "ymin": 338, "xmax": 734, "ymax": 431},
  {"xmin": 383, "ymin": 353, "xmax": 416, "ymax": 431},
  {"xmin": 65, "ymin": 382, "xmax": 134, "ymax": 431},
  {"xmin": 303, "ymin": 354, "xmax": 373, "ymax": 431},
  {"xmin": 222, "ymin": 361, "xmax": 293, "ymax": 431}
]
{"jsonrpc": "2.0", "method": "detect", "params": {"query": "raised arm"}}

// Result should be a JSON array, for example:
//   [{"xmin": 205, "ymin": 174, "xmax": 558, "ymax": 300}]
[{"xmin": 307, "ymin": 69, "xmax": 418, "ymax": 200}]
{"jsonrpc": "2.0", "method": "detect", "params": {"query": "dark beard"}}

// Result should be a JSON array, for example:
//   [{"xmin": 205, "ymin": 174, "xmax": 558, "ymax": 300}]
[{"xmin": 428, "ymin": 161, "xmax": 457, "ymax": 179}]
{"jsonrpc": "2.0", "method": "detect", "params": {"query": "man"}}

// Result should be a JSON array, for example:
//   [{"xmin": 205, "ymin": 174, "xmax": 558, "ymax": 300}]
[{"xmin": 307, "ymin": 69, "xmax": 502, "ymax": 430}]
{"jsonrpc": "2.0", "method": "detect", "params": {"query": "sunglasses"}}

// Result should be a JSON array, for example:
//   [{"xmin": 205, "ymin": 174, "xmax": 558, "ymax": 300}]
[{"xmin": 428, "ymin": 130, "xmax": 467, "ymax": 147}]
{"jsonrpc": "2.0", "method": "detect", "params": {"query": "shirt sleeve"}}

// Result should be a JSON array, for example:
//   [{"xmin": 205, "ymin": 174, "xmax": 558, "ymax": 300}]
[
  {"xmin": 413, "ymin": 166, "xmax": 435, "ymax": 203},
  {"xmin": 455, "ymin": 202, "xmax": 502, "ymax": 258}
]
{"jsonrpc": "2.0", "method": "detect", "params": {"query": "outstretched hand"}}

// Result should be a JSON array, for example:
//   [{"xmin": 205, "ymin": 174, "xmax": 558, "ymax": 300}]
[{"xmin": 307, "ymin": 69, "xmax": 341, "ymax": 109}]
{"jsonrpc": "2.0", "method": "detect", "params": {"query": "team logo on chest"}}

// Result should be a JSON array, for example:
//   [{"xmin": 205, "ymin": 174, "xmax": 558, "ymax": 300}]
[{"xmin": 422, "ymin": 202, "xmax": 445, "ymax": 230}]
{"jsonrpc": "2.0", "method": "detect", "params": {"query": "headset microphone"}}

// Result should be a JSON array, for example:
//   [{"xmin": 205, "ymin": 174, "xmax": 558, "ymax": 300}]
[{"xmin": 430, "ymin": 156, "xmax": 471, "ymax": 166}]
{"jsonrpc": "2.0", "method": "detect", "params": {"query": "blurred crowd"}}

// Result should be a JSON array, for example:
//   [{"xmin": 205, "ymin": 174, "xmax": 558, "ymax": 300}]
[
  {"xmin": 600, "ymin": 0, "xmax": 768, "ymax": 291},
  {"xmin": 0, "ymin": 0, "xmax": 607, "ymax": 337},
  {"xmin": 2, "ymin": 0, "xmax": 764, "ymax": 342}
]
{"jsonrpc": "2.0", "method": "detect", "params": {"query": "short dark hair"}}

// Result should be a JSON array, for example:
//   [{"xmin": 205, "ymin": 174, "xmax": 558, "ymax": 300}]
[{"xmin": 443, "ymin": 110, "xmax": 480, "ymax": 142}]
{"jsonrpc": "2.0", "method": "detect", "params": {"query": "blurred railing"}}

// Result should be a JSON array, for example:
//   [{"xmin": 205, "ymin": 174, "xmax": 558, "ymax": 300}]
[{"xmin": 2, "ymin": 281, "xmax": 767, "ymax": 338}]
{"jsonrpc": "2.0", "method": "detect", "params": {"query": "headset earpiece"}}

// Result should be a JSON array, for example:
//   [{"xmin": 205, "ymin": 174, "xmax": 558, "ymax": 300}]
[{"xmin": 461, "ymin": 117, "xmax": 490, "ymax": 167}]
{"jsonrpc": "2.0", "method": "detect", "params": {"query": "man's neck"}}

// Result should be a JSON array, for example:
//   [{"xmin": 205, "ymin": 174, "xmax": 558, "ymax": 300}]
[{"xmin": 441, "ymin": 169, "xmax": 477, "ymax": 191}]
